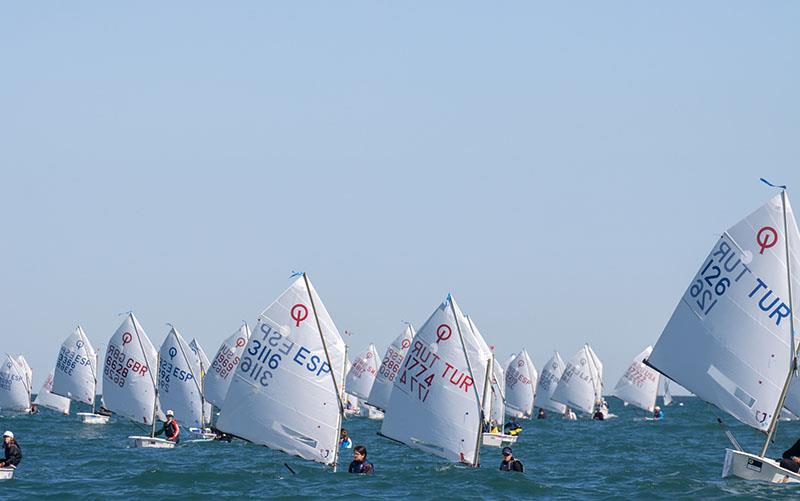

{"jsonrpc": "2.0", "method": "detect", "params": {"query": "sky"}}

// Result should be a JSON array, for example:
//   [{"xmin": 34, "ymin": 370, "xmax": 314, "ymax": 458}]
[{"xmin": 1, "ymin": 2, "xmax": 799, "ymax": 395}]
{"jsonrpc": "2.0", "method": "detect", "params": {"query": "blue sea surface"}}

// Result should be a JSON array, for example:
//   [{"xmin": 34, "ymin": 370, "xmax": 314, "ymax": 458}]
[{"xmin": 1, "ymin": 397, "xmax": 798, "ymax": 499}]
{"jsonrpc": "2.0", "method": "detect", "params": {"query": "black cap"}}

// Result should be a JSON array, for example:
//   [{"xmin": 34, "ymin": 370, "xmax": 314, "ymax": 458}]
[{"xmin": 502, "ymin": 446, "xmax": 512, "ymax": 455}]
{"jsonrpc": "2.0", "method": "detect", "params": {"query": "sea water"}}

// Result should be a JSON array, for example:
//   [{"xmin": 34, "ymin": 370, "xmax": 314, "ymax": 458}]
[{"xmin": 1, "ymin": 397, "xmax": 798, "ymax": 499}]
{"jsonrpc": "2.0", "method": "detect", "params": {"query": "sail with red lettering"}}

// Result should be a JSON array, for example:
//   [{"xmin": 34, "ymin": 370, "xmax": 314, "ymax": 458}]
[
  {"xmin": 204, "ymin": 324, "xmax": 251, "ymax": 407},
  {"xmin": 345, "ymin": 344, "xmax": 381, "ymax": 401},
  {"xmin": 380, "ymin": 295, "xmax": 490, "ymax": 466},
  {"xmin": 34, "ymin": 372, "xmax": 71, "ymax": 415},
  {"xmin": 551, "ymin": 345, "xmax": 602, "ymax": 415},
  {"xmin": 367, "ymin": 324, "xmax": 415, "ymax": 412},
  {"xmin": 505, "ymin": 350, "xmax": 538, "ymax": 418},
  {"xmin": 0, "ymin": 353, "xmax": 32, "ymax": 412},
  {"xmin": 612, "ymin": 346, "xmax": 659, "ymax": 413},
  {"xmin": 102, "ymin": 313, "xmax": 163, "ymax": 425},
  {"xmin": 217, "ymin": 274, "xmax": 346, "ymax": 466},
  {"xmin": 535, "ymin": 352, "xmax": 567, "ymax": 414},
  {"xmin": 158, "ymin": 327, "xmax": 206, "ymax": 429},
  {"xmin": 52, "ymin": 326, "xmax": 98, "ymax": 406}
]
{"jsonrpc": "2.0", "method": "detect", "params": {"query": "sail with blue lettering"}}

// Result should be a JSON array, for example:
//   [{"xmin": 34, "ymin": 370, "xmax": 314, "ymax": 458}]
[
  {"xmin": 204, "ymin": 324, "xmax": 251, "ymax": 408},
  {"xmin": 158, "ymin": 327, "xmax": 206, "ymax": 429},
  {"xmin": 34, "ymin": 372, "xmax": 71, "ymax": 415},
  {"xmin": 380, "ymin": 295, "xmax": 490, "ymax": 466},
  {"xmin": 217, "ymin": 274, "xmax": 346, "ymax": 466},
  {"xmin": 551, "ymin": 345, "xmax": 602, "ymax": 415},
  {"xmin": 345, "ymin": 344, "xmax": 381, "ymax": 401},
  {"xmin": 535, "ymin": 352, "xmax": 567, "ymax": 414},
  {"xmin": 190, "ymin": 338, "xmax": 213, "ymax": 423},
  {"xmin": 612, "ymin": 346, "xmax": 659, "ymax": 413},
  {"xmin": 102, "ymin": 313, "xmax": 164, "ymax": 425},
  {"xmin": 367, "ymin": 324, "xmax": 415, "ymax": 412},
  {"xmin": 505, "ymin": 350, "xmax": 538, "ymax": 418},
  {"xmin": 647, "ymin": 194, "xmax": 800, "ymax": 431},
  {"xmin": 0, "ymin": 353, "xmax": 32, "ymax": 412},
  {"xmin": 52, "ymin": 326, "xmax": 97, "ymax": 406}
]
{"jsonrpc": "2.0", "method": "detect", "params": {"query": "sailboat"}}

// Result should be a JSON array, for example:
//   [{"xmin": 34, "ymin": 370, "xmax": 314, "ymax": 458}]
[
  {"xmin": 204, "ymin": 323, "xmax": 252, "ymax": 408},
  {"xmin": 551, "ymin": 344, "xmax": 604, "ymax": 417},
  {"xmin": 504, "ymin": 349, "xmax": 538, "ymax": 419},
  {"xmin": 157, "ymin": 327, "xmax": 213, "ymax": 441},
  {"xmin": 611, "ymin": 346, "xmax": 660, "ymax": 417},
  {"xmin": 535, "ymin": 351, "xmax": 567, "ymax": 416},
  {"xmin": 0, "ymin": 353, "xmax": 32, "ymax": 414},
  {"xmin": 51, "ymin": 327, "xmax": 108, "ymax": 424},
  {"xmin": 645, "ymin": 187, "xmax": 800, "ymax": 483},
  {"xmin": 345, "ymin": 344, "xmax": 384, "ymax": 419},
  {"xmin": 366, "ymin": 324, "xmax": 415, "ymax": 412},
  {"xmin": 217, "ymin": 273, "xmax": 347, "ymax": 468},
  {"xmin": 34, "ymin": 372, "xmax": 70, "ymax": 415},
  {"xmin": 380, "ymin": 295, "xmax": 492, "ymax": 466},
  {"xmin": 190, "ymin": 338, "xmax": 214, "ymax": 436},
  {"xmin": 102, "ymin": 313, "xmax": 170, "ymax": 448}
]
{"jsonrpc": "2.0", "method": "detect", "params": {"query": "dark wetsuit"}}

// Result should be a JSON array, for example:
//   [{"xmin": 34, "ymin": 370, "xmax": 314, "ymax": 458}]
[
  {"xmin": 348, "ymin": 460, "xmax": 374, "ymax": 473},
  {"xmin": 500, "ymin": 458, "xmax": 524, "ymax": 472},
  {"xmin": 2, "ymin": 442, "xmax": 22, "ymax": 467},
  {"xmin": 780, "ymin": 439, "xmax": 800, "ymax": 472},
  {"xmin": 593, "ymin": 411, "xmax": 605, "ymax": 421}
]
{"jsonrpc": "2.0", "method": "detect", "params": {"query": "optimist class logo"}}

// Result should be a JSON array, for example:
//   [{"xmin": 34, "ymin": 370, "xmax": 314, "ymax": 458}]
[{"xmin": 291, "ymin": 304, "xmax": 309, "ymax": 327}]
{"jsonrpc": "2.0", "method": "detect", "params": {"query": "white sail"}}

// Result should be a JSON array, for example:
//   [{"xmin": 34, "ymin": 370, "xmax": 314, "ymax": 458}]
[
  {"xmin": 663, "ymin": 378, "xmax": 673, "ymax": 407},
  {"xmin": 611, "ymin": 346, "xmax": 659, "ymax": 413},
  {"xmin": 345, "ymin": 344, "xmax": 381, "ymax": 401},
  {"xmin": 158, "ymin": 327, "xmax": 205, "ymax": 428},
  {"xmin": 367, "ymin": 324, "xmax": 415, "ymax": 411},
  {"xmin": 648, "ymin": 194, "xmax": 800, "ymax": 431},
  {"xmin": 217, "ymin": 274, "xmax": 346, "ymax": 466},
  {"xmin": 0, "ymin": 353, "xmax": 32, "ymax": 412},
  {"xmin": 490, "ymin": 358, "xmax": 506, "ymax": 423},
  {"xmin": 380, "ymin": 295, "xmax": 490, "ymax": 466},
  {"xmin": 463, "ymin": 315, "xmax": 495, "ymax": 424},
  {"xmin": 52, "ymin": 326, "xmax": 97, "ymax": 406},
  {"xmin": 552, "ymin": 345, "xmax": 601, "ymax": 414},
  {"xmin": 586, "ymin": 345, "xmax": 604, "ymax": 400},
  {"xmin": 34, "ymin": 372, "xmax": 71, "ymax": 415},
  {"xmin": 535, "ymin": 352, "xmax": 567, "ymax": 414},
  {"xmin": 205, "ymin": 323, "xmax": 252, "ymax": 408},
  {"xmin": 190, "ymin": 338, "xmax": 213, "ymax": 424},
  {"xmin": 505, "ymin": 349, "xmax": 538, "ymax": 418},
  {"xmin": 102, "ymin": 313, "xmax": 163, "ymax": 425}
]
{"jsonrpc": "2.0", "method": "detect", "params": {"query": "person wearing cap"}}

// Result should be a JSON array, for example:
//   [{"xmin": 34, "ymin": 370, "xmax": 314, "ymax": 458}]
[
  {"xmin": 652, "ymin": 406, "xmax": 664, "ymax": 420},
  {"xmin": 499, "ymin": 447, "xmax": 523, "ymax": 472},
  {"xmin": 0, "ymin": 431, "xmax": 22, "ymax": 469},
  {"xmin": 155, "ymin": 410, "xmax": 180, "ymax": 444}
]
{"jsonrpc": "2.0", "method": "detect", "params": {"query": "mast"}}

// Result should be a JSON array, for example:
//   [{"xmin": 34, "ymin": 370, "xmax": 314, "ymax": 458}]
[
  {"xmin": 129, "ymin": 313, "xmax": 160, "ymax": 436},
  {"xmin": 585, "ymin": 344, "xmax": 602, "ymax": 405},
  {"xmin": 452, "ymin": 305, "xmax": 483, "ymax": 467},
  {"xmin": 302, "ymin": 273, "xmax": 344, "ymax": 472},
  {"xmin": 760, "ymin": 189, "xmax": 797, "ymax": 457}
]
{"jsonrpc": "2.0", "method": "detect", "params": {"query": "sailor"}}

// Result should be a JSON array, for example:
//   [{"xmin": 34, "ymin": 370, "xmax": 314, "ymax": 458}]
[
  {"xmin": 780, "ymin": 438, "xmax": 800, "ymax": 473},
  {"xmin": 156, "ymin": 410, "xmax": 180, "ymax": 444},
  {"xmin": 209, "ymin": 425, "xmax": 233, "ymax": 443},
  {"xmin": 30, "ymin": 404, "xmax": 39, "ymax": 414},
  {"xmin": 504, "ymin": 417, "xmax": 523, "ymax": 436},
  {"xmin": 490, "ymin": 420, "xmax": 501, "ymax": 434},
  {"xmin": 653, "ymin": 406, "xmax": 664, "ymax": 419},
  {"xmin": 563, "ymin": 407, "xmax": 577, "ymax": 421},
  {"xmin": 348, "ymin": 445, "xmax": 374, "ymax": 474},
  {"xmin": 537, "ymin": 408, "xmax": 546, "ymax": 419},
  {"xmin": 340, "ymin": 428, "xmax": 353, "ymax": 449},
  {"xmin": 593, "ymin": 407, "xmax": 605, "ymax": 421},
  {"xmin": 499, "ymin": 446, "xmax": 523, "ymax": 472},
  {"xmin": 0, "ymin": 431, "xmax": 22, "ymax": 469}
]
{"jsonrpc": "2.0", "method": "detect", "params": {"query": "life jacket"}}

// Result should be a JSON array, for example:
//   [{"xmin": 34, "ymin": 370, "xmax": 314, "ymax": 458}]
[{"xmin": 166, "ymin": 420, "xmax": 180, "ymax": 441}]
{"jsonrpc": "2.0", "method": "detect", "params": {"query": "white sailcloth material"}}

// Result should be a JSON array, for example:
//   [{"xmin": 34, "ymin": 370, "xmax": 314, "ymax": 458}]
[
  {"xmin": 190, "ymin": 338, "xmax": 213, "ymax": 423},
  {"xmin": 490, "ymin": 358, "xmax": 506, "ymax": 423},
  {"xmin": 102, "ymin": 313, "xmax": 163, "ymax": 425},
  {"xmin": 205, "ymin": 324, "xmax": 252, "ymax": 407},
  {"xmin": 535, "ymin": 352, "xmax": 567, "ymax": 414},
  {"xmin": 367, "ymin": 324, "xmax": 415, "ymax": 411},
  {"xmin": 345, "ymin": 344, "xmax": 381, "ymax": 401},
  {"xmin": 463, "ymin": 315, "xmax": 494, "ymax": 423},
  {"xmin": 663, "ymin": 379, "xmax": 673, "ymax": 407},
  {"xmin": 380, "ymin": 295, "xmax": 491, "ymax": 465},
  {"xmin": 217, "ymin": 275, "xmax": 346, "ymax": 466},
  {"xmin": 158, "ymin": 327, "xmax": 206, "ymax": 428},
  {"xmin": 34, "ymin": 372, "xmax": 71, "ymax": 415},
  {"xmin": 552, "ymin": 345, "xmax": 602, "ymax": 414},
  {"xmin": 0, "ymin": 353, "xmax": 32, "ymax": 412},
  {"xmin": 611, "ymin": 346, "xmax": 659, "ymax": 413},
  {"xmin": 586, "ymin": 345, "xmax": 604, "ymax": 400},
  {"xmin": 52, "ymin": 326, "xmax": 97, "ymax": 406},
  {"xmin": 648, "ymin": 194, "xmax": 800, "ymax": 431},
  {"xmin": 505, "ymin": 349, "xmax": 538, "ymax": 418}
]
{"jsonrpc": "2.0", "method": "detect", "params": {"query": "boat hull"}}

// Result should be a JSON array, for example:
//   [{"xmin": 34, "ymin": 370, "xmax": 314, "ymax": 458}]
[
  {"xmin": 722, "ymin": 449, "xmax": 800, "ymax": 484},
  {"xmin": 78, "ymin": 412, "xmax": 110, "ymax": 424},
  {"xmin": 0, "ymin": 467, "xmax": 14, "ymax": 481},
  {"xmin": 129, "ymin": 436, "xmax": 176, "ymax": 449},
  {"xmin": 482, "ymin": 433, "xmax": 518, "ymax": 448}
]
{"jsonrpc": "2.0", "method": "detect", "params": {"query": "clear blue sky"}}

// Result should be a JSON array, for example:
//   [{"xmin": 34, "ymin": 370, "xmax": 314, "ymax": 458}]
[{"xmin": 1, "ymin": 2, "xmax": 798, "ymax": 393}]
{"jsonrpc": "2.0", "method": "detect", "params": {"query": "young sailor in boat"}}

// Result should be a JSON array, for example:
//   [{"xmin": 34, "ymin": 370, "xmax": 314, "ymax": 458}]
[
  {"xmin": 0, "ymin": 431, "xmax": 22, "ymax": 469},
  {"xmin": 779, "ymin": 438, "xmax": 800, "ymax": 473},
  {"xmin": 563, "ymin": 407, "xmax": 577, "ymax": 421},
  {"xmin": 504, "ymin": 417, "xmax": 522, "ymax": 436},
  {"xmin": 537, "ymin": 408, "xmax": 546, "ymax": 419},
  {"xmin": 652, "ymin": 406, "xmax": 664, "ymax": 420},
  {"xmin": 348, "ymin": 445, "xmax": 374, "ymax": 474},
  {"xmin": 592, "ymin": 407, "xmax": 605, "ymax": 421},
  {"xmin": 499, "ymin": 447, "xmax": 524, "ymax": 472},
  {"xmin": 340, "ymin": 428, "xmax": 353, "ymax": 449},
  {"xmin": 155, "ymin": 410, "xmax": 180, "ymax": 444}
]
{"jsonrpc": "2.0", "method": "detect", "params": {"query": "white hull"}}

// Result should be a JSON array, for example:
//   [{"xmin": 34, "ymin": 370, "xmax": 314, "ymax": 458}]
[
  {"xmin": 722, "ymin": 449, "xmax": 800, "ymax": 484},
  {"xmin": 0, "ymin": 467, "xmax": 14, "ymax": 481},
  {"xmin": 187, "ymin": 427, "xmax": 217, "ymax": 441},
  {"xmin": 482, "ymin": 432, "xmax": 518, "ymax": 448},
  {"xmin": 129, "ymin": 436, "xmax": 176, "ymax": 449},
  {"xmin": 359, "ymin": 406, "xmax": 384, "ymax": 420},
  {"xmin": 78, "ymin": 412, "xmax": 110, "ymax": 424}
]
